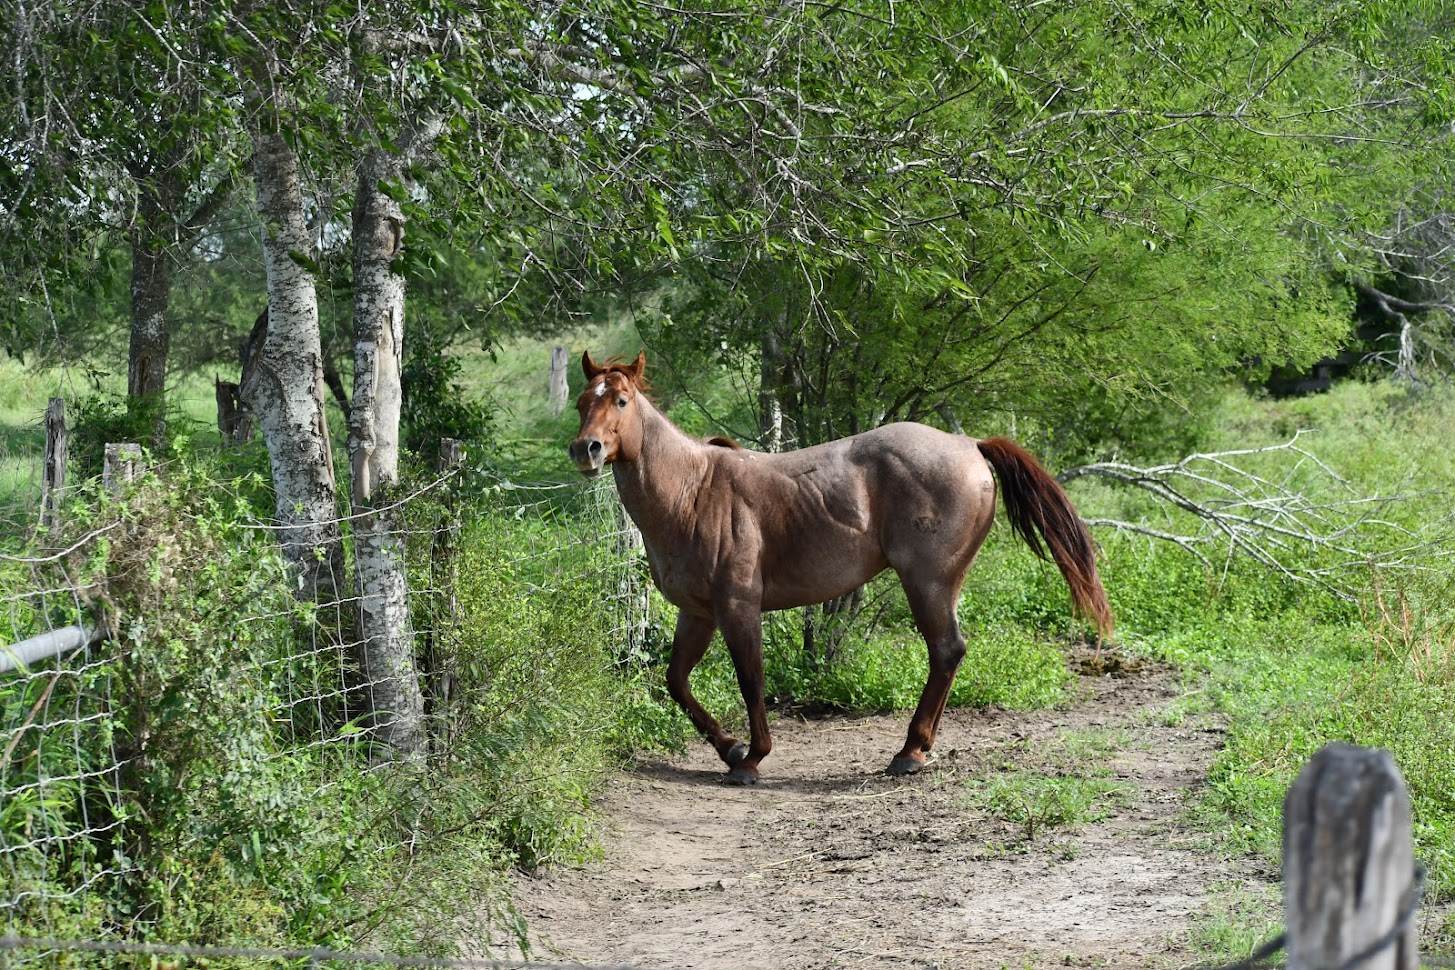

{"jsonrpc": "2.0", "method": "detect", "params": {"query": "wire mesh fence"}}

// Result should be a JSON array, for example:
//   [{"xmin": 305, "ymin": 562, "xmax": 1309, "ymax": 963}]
[{"xmin": 0, "ymin": 461, "xmax": 655, "ymax": 963}]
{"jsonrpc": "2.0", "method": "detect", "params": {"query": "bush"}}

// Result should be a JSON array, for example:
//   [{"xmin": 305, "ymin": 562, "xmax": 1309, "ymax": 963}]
[{"xmin": 434, "ymin": 508, "xmax": 686, "ymax": 868}]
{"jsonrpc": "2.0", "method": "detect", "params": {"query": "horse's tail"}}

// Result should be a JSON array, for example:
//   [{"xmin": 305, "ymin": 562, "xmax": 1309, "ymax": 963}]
[{"xmin": 977, "ymin": 437, "xmax": 1114, "ymax": 639}]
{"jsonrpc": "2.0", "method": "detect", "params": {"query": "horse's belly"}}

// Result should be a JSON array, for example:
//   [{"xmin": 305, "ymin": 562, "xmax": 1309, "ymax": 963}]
[{"xmin": 760, "ymin": 540, "xmax": 888, "ymax": 612}]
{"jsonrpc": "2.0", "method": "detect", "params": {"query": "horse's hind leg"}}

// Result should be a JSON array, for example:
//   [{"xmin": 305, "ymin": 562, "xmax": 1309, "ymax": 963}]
[
  {"xmin": 889, "ymin": 575, "xmax": 967, "ymax": 776},
  {"xmin": 666, "ymin": 612, "xmax": 748, "ymax": 768}
]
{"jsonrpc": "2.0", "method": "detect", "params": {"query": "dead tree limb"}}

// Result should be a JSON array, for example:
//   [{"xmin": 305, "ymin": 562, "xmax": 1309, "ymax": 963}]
[{"xmin": 1056, "ymin": 432, "xmax": 1421, "ymax": 600}]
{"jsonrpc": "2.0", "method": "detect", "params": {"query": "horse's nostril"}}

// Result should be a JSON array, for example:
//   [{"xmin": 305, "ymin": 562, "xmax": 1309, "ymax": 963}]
[{"xmin": 588, "ymin": 440, "xmax": 603, "ymax": 455}]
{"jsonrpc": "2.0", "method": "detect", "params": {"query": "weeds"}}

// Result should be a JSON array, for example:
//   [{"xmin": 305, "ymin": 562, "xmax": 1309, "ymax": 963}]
[{"xmin": 967, "ymin": 773, "xmax": 1132, "ymax": 840}]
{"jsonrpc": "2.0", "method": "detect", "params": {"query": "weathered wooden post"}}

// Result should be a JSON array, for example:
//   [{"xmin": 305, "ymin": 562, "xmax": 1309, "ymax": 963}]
[
  {"xmin": 103, "ymin": 443, "xmax": 145, "ymax": 492},
  {"xmin": 609, "ymin": 483, "xmax": 649, "ymax": 660},
  {"xmin": 548, "ymin": 346, "xmax": 569, "ymax": 415},
  {"xmin": 41, "ymin": 397, "xmax": 67, "ymax": 530},
  {"xmin": 1284, "ymin": 743, "xmax": 1419, "ymax": 970},
  {"xmin": 215, "ymin": 378, "xmax": 254, "ymax": 445},
  {"xmin": 425, "ymin": 438, "xmax": 464, "ymax": 749}
]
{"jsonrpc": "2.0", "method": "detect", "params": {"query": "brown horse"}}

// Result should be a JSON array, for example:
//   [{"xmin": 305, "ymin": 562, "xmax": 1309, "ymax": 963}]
[{"xmin": 569, "ymin": 351, "xmax": 1112, "ymax": 784}]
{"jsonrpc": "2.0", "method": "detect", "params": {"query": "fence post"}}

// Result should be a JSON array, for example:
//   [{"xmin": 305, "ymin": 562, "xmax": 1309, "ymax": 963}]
[
  {"xmin": 1284, "ymin": 743, "xmax": 1419, "ymax": 970},
  {"xmin": 215, "ymin": 378, "xmax": 254, "ymax": 445},
  {"xmin": 41, "ymin": 397, "xmax": 67, "ymax": 530},
  {"xmin": 609, "ymin": 487, "xmax": 649, "ymax": 659},
  {"xmin": 425, "ymin": 438, "xmax": 464, "ymax": 748},
  {"xmin": 548, "ymin": 346, "xmax": 569, "ymax": 415},
  {"xmin": 103, "ymin": 443, "xmax": 145, "ymax": 492}
]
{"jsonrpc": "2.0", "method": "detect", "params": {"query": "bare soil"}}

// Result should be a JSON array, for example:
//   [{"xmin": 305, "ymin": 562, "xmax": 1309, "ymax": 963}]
[{"xmin": 505, "ymin": 658, "xmax": 1270, "ymax": 969}]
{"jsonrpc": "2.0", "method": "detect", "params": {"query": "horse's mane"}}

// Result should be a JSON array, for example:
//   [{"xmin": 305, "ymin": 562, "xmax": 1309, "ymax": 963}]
[
  {"xmin": 705, "ymin": 435, "xmax": 742, "ymax": 450},
  {"xmin": 597, "ymin": 355, "xmax": 653, "ymax": 393}
]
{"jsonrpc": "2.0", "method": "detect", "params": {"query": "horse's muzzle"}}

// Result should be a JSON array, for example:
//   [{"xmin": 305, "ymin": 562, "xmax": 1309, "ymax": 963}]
[{"xmin": 568, "ymin": 438, "xmax": 606, "ymax": 476}]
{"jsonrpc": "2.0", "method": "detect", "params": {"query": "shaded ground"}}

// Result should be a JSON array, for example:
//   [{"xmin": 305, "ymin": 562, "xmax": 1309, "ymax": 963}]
[{"xmin": 505, "ymin": 660, "xmax": 1269, "ymax": 969}]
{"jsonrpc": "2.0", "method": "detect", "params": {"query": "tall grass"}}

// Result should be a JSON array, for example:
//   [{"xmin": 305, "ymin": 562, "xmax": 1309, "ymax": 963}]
[{"xmin": 1076, "ymin": 383, "xmax": 1455, "ymax": 906}]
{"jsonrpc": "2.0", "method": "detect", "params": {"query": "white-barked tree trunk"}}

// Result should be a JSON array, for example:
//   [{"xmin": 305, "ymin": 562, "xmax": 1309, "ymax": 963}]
[
  {"xmin": 347, "ymin": 122, "xmax": 440, "ymax": 759},
  {"xmin": 242, "ymin": 131, "xmax": 345, "ymax": 604}
]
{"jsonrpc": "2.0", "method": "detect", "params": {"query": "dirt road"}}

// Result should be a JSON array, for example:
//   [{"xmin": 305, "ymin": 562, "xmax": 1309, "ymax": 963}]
[{"xmin": 507, "ymin": 663, "xmax": 1270, "ymax": 969}]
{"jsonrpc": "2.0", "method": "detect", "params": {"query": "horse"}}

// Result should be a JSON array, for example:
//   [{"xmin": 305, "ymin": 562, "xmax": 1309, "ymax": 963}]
[{"xmin": 568, "ymin": 350, "xmax": 1112, "ymax": 784}]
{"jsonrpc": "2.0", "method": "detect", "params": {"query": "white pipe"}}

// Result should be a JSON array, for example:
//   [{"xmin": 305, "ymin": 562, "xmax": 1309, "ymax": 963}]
[{"xmin": 0, "ymin": 624, "xmax": 106, "ymax": 675}]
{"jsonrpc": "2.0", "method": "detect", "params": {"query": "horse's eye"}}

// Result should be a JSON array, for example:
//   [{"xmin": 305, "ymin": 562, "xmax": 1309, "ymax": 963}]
[{"xmin": 617, "ymin": 398, "xmax": 628, "ymax": 408}]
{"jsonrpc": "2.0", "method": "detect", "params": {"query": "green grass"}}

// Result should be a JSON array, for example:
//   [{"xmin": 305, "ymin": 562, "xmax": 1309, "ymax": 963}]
[
  {"xmin": 1063, "ymin": 383, "xmax": 1455, "ymax": 906},
  {"xmin": 963, "ymin": 730, "xmax": 1136, "ymax": 840},
  {"xmin": 10, "ymin": 325, "xmax": 1455, "ymax": 947},
  {"xmin": 966, "ymin": 772, "xmax": 1132, "ymax": 840}
]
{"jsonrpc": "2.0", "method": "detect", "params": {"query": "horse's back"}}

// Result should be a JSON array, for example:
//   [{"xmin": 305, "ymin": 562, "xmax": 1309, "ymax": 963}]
[{"xmin": 716, "ymin": 422, "xmax": 997, "ymax": 606}]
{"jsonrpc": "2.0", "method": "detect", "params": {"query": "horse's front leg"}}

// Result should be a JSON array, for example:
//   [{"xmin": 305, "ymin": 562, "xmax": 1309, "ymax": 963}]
[
  {"xmin": 716, "ymin": 599, "xmax": 772, "ymax": 785},
  {"xmin": 666, "ymin": 611, "xmax": 749, "ymax": 769}
]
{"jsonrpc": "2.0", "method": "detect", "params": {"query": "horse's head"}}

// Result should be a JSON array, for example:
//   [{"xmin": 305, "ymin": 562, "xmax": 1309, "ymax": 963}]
[{"xmin": 568, "ymin": 350, "xmax": 648, "ymax": 476}]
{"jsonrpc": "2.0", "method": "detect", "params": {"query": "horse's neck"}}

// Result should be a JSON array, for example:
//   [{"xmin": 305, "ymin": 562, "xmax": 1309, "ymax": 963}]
[{"xmin": 611, "ymin": 400, "xmax": 707, "ymax": 546}]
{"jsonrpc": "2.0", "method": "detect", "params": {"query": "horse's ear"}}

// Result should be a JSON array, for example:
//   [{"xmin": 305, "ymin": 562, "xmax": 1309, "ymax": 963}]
[
  {"xmin": 581, "ymin": 351, "xmax": 603, "ymax": 380},
  {"xmin": 627, "ymin": 350, "xmax": 646, "ymax": 384}
]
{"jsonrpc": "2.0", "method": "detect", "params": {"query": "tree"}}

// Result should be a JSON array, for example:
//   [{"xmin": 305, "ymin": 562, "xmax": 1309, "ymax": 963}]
[
  {"xmin": 0, "ymin": 1, "xmax": 244, "ymax": 417},
  {"xmin": 607, "ymin": 1, "xmax": 1436, "ymax": 461},
  {"xmin": 223, "ymin": 2, "xmax": 351, "ymax": 606}
]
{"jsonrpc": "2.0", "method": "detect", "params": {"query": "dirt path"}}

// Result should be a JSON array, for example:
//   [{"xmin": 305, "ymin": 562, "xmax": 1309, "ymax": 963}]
[{"xmin": 506, "ymin": 661, "xmax": 1267, "ymax": 969}]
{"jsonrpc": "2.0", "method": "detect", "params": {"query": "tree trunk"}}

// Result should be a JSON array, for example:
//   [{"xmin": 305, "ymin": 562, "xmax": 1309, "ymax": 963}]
[
  {"xmin": 759, "ymin": 325, "xmax": 785, "ymax": 453},
  {"xmin": 242, "ymin": 130, "xmax": 344, "ymax": 604},
  {"xmin": 127, "ymin": 234, "xmax": 170, "ymax": 405},
  {"xmin": 128, "ymin": 188, "xmax": 171, "ymax": 451},
  {"xmin": 348, "ymin": 145, "xmax": 425, "ymax": 759}
]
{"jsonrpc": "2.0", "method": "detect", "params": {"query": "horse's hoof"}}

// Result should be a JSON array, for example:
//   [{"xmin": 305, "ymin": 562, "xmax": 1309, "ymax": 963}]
[
  {"xmin": 725, "ymin": 741, "xmax": 750, "ymax": 767},
  {"xmin": 886, "ymin": 756, "xmax": 925, "ymax": 776},
  {"xmin": 726, "ymin": 767, "xmax": 760, "ymax": 786}
]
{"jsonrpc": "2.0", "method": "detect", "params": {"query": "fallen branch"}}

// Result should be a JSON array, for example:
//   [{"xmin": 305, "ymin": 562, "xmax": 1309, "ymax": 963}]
[{"xmin": 1056, "ymin": 432, "xmax": 1424, "ymax": 600}]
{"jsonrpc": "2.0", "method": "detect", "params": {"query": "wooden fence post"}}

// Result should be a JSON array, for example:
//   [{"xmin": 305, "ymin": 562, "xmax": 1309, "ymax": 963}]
[
  {"xmin": 41, "ymin": 397, "xmax": 67, "ymax": 530},
  {"xmin": 548, "ymin": 346, "xmax": 569, "ymax": 415},
  {"xmin": 425, "ymin": 438, "xmax": 464, "ymax": 749},
  {"xmin": 1284, "ymin": 743, "xmax": 1419, "ymax": 970},
  {"xmin": 103, "ymin": 443, "xmax": 145, "ymax": 492}
]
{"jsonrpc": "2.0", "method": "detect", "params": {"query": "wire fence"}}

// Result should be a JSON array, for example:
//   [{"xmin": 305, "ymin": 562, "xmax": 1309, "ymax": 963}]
[{"xmin": 0, "ymin": 459, "xmax": 656, "ymax": 966}]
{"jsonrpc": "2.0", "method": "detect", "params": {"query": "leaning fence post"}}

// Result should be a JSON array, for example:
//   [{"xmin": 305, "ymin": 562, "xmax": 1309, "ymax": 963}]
[
  {"xmin": 41, "ymin": 397, "xmax": 67, "ymax": 530},
  {"xmin": 1284, "ymin": 743, "xmax": 1419, "ymax": 970}
]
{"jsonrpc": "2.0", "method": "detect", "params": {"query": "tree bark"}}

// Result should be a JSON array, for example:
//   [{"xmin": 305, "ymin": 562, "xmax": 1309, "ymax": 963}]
[
  {"xmin": 759, "ymin": 325, "xmax": 786, "ymax": 453},
  {"xmin": 347, "ymin": 142, "xmax": 430, "ymax": 759},
  {"xmin": 242, "ymin": 130, "xmax": 344, "ymax": 604},
  {"xmin": 127, "ymin": 231, "xmax": 169, "ymax": 404}
]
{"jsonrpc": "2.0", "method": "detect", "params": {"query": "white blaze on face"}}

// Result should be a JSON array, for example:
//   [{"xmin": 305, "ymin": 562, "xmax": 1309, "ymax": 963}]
[{"xmin": 595, "ymin": 381, "xmax": 608, "ymax": 397}]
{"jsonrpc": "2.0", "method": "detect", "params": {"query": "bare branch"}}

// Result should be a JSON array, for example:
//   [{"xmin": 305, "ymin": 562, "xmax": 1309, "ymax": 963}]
[{"xmin": 1058, "ymin": 435, "xmax": 1421, "ymax": 601}]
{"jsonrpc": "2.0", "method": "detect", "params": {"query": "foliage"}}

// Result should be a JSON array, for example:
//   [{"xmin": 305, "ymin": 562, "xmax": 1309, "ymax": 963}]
[
  {"xmin": 0, "ymin": 460, "xmax": 693, "ymax": 958},
  {"xmin": 966, "ymin": 772, "xmax": 1132, "ymax": 841},
  {"xmin": 1074, "ymin": 383, "xmax": 1455, "ymax": 903},
  {"xmin": 400, "ymin": 329, "xmax": 496, "ymax": 466},
  {"xmin": 66, "ymin": 392, "xmax": 178, "ymax": 479}
]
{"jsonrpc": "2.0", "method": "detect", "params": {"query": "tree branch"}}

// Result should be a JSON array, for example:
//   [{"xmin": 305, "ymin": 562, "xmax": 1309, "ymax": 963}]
[{"xmin": 1058, "ymin": 434, "xmax": 1421, "ymax": 601}]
